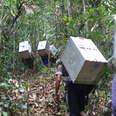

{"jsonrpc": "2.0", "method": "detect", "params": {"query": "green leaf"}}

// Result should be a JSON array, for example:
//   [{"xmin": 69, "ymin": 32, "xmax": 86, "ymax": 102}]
[
  {"xmin": 20, "ymin": 104, "xmax": 27, "ymax": 110},
  {"xmin": 10, "ymin": 10, "xmax": 16, "ymax": 17},
  {"xmin": 0, "ymin": 102, "xmax": 4, "ymax": 106},
  {"xmin": 2, "ymin": 112, "xmax": 8, "ymax": 116},
  {"xmin": 99, "ymin": 90, "xmax": 106, "ymax": 95},
  {"xmin": 0, "ymin": 83, "xmax": 10, "ymax": 89},
  {"xmin": 66, "ymin": 20, "xmax": 76, "ymax": 25},
  {"xmin": 23, "ymin": 82, "xmax": 30, "ymax": 88}
]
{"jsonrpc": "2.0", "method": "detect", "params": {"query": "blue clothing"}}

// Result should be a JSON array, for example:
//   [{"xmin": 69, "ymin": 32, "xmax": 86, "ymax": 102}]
[
  {"xmin": 112, "ymin": 74, "xmax": 116, "ymax": 115},
  {"xmin": 41, "ymin": 55, "xmax": 48, "ymax": 65}
]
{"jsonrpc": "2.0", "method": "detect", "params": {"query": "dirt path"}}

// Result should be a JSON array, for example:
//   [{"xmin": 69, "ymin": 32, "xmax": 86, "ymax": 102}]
[
  {"xmin": 7, "ymin": 70, "xmax": 112, "ymax": 116},
  {"xmin": 23, "ymin": 73, "xmax": 65, "ymax": 116}
]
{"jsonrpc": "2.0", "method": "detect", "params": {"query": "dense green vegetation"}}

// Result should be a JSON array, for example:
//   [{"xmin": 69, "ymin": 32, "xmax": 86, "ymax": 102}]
[{"xmin": 0, "ymin": 0, "xmax": 116, "ymax": 115}]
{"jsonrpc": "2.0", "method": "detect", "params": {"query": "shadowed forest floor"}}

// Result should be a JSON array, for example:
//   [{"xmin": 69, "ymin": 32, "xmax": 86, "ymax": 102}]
[
  {"xmin": 6, "ymin": 70, "xmax": 65, "ymax": 116},
  {"xmin": 0, "ymin": 69, "xmax": 112, "ymax": 116}
]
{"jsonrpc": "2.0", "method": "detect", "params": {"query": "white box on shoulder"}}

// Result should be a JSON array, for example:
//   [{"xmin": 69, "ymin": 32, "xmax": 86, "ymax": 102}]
[
  {"xmin": 49, "ymin": 45, "xmax": 58, "ymax": 56},
  {"xmin": 37, "ymin": 40, "xmax": 49, "ymax": 56},
  {"xmin": 61, "ymin": 36, "xmax": 107, "ymax": 84},
  {"xmin": 19, "ymin": 41, "xmax": 32, "ymax": 59}
]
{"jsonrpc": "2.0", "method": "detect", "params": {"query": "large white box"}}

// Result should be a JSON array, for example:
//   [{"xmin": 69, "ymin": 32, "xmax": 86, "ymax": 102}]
[
  {"xmin": 37, "ymin": 40, "xmax": 49, "ymax": 56},
  {"xmin": 61, "ymin": 37, "xmax": 107, "ymax": 84},
  {"xmin": 49, "ymin": 45, "xmax": 58, "ymax": 56},
  {"xmin": 19, "ymin": 41, "xmax": 32, "ymax": 59}
]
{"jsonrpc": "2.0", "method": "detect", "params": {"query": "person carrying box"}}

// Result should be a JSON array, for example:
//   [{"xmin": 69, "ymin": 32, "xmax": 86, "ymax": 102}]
[
  {"xmin": 54, "ymin": 36, "xmax": 107, "ymax": 116},
  {"xmin": 55, "ymin": 59, "xmax": 95, "ymax": 116}
]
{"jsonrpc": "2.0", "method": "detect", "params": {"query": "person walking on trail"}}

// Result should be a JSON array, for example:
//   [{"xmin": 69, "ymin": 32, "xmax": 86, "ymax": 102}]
[{"xmin": 55, "ymin": 60, "xmax": 95, "ymax": 116}]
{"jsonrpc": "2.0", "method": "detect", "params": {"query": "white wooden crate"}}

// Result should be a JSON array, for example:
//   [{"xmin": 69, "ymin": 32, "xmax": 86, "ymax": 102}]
[
  {"xmin": 37, "ymin": 40, "xmax": 49, "ymax": 56},
  {"xmin": 19, "ymin": 41, "xmax": 32, "ymax": 59},
  {"xmin": 49, "ymin": 45, "xmax": 58, "ymax": 56},
  {"xmin": 61, "ymin": 36, "xmax": 107, "ymax": 84}
]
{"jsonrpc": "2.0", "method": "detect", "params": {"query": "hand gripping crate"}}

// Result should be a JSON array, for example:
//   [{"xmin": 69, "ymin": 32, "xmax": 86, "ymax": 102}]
[
  {"xmin": 37, "ymin": 40, "xmax": 49, "ymax": 56},
  {"xmin": 61, "ymin": 37, "xmax": 107, "ymax": 84},
  {"xmin": 19, "ymin": 41, "xmax": 32, "ymax": 59}
]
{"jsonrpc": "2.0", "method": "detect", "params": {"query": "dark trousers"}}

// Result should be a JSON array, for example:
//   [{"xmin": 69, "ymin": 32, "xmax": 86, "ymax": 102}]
[{"xmin": 65, "ymin": 82, "xmax": 94, "ymax": 116}]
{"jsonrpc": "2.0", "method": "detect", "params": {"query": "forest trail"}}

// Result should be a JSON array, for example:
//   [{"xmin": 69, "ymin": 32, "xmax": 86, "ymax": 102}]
[
  {"xmin": 7, "ymin": 69, "xmax": 111, "ymax": 116},
  {"xmin": 12, "ymin": 70, "xmax": 65, "ymax": 116}
]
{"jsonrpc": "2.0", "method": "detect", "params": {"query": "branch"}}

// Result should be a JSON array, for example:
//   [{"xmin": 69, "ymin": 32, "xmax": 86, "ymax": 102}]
[
  {"xmin": 91, "ymin": 22, "xmax": 97, "ymax": 32},
  {"xmin": 11, "ymin": 1, "xmax": 25, "ymax": 28}
]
